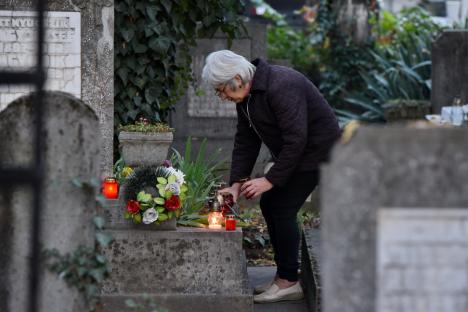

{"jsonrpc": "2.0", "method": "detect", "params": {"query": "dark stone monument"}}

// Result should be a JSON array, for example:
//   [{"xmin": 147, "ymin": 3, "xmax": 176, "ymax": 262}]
[{"xmin": 431, "ymin": 30, "xmax": 468, "ymax": 113}]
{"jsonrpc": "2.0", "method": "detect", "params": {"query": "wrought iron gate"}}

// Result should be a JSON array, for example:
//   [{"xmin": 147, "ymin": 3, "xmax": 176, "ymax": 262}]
[{"xmin": 0, "ymin": 1, "xmax": 47, "ymax": 311}]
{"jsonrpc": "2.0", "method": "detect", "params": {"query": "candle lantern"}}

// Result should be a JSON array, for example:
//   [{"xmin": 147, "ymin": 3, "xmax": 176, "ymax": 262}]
[
  {"xmin": 102, "ymin": 177, "xmax": 119, "ymax": 199},
  {"xmin": 225, "ymin": 214, "xmax": 236, "ymax": 231},
  {"xmin": 208, "ymin": 202, "xmax": 223, "ymax": 229}
]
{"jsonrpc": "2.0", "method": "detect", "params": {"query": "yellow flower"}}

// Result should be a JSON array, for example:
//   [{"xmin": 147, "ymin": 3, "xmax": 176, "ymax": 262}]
[{"xmin": 122, "ymin": 166, "xmax": 134, "ymax": 178}]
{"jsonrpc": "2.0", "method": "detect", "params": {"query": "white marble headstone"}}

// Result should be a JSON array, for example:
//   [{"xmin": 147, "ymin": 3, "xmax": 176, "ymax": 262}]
[
  {"xmin": 377, "ymin": 208, "xmax": 468, "ymax": 312},
  {"xmin": 0, "ymin": 10, "xmax": 81, "ymax": 110}
]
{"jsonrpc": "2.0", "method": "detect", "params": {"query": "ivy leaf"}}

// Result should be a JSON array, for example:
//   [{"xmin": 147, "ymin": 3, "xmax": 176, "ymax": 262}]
[
  {"xmin": 71, "ymin": 178, "xmax": 82, "ymax": 188},
  {"xmin": 117, "ymin": 68, "xmax": 128, "ymax": 84},
  {"xmin": 145, "ymin": 86, "xmax": 162, "ymax": 104},
  {"xmin": 146, "ymin": 5, "xmax": 159, "ymax": 21},
  {"xmin": 120, "ymin": 29, "xmax": 135, "ymax": 42},
  {"xmin": 133, "ymin": 43, "xmax": 148, "ymax": 53},
  {"xmin": 93, "ymin": 216, "xmax": 105, "ymax": 230},
  {"xmin": 161, "ymin": 0, "xmax": 172, "ymax": 13},
  {"xmin": 125, "ymin": 299, "xmax": 139, "ymax": 308},
  {"xmin": 148, "ymin": 37, "xmax": 171, "ymax": 54},
  {"xmin": 95, "ymin": 233, "xmax": 113, "ymax": 248}
]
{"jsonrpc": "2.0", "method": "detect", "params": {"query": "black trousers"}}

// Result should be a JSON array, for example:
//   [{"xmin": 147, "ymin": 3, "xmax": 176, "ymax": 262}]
[{"xmin": 260, "ymin": 170, "xmax": 319, "ymax": 282}]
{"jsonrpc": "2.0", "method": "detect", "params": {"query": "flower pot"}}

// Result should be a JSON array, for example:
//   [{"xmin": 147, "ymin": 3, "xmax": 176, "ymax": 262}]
[{"xmin": 118, "ymin": 131, "xmax": 173, "ymax": 167}]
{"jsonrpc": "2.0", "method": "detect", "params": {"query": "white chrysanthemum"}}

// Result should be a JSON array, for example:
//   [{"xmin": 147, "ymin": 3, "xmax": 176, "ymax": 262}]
[
  {"xmin": 167, "ymin": 167, "xmax": 185, "ymax": 185},
  {"xmin": 142, "ymin": 208, "xmax": 159, "ymax": 224},
  {"xmin": 165, "ymin": 182, "xmax": 180, "ymax": 195}
]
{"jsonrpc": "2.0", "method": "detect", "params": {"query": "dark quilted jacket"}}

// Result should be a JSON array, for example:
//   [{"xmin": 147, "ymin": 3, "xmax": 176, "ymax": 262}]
[{"xmin": 229, "ymin": 59, "xmax": 341, "ymax": 187}]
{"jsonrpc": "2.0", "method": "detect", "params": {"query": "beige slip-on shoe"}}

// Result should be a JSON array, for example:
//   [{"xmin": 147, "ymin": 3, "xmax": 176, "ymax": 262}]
[
  {"xmin": 254, "ymin": 280, "xmax": 274, "ymax": 294},
  {"xmin": 253, "ymin": 282, "xmax": 304, "ymax": 303}
]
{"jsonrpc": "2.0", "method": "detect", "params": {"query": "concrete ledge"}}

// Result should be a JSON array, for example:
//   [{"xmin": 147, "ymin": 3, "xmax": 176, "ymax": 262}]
[
  {"xmin": 301, "ymin": 228, "xmax": 321, "ymax": 312},
  {"xmin": 101, "ymin": 293, "xmax": 253, "ymax": 312}
]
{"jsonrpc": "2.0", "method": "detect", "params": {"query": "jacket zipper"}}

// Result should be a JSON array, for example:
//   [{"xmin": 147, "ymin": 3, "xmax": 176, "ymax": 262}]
[{"xmin": 241, "ymin": 94, "xmax": 279, "ymax": 162}]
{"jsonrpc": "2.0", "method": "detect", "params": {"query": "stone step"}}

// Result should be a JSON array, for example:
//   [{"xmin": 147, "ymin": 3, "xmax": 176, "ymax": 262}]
[
  {"xmin": 101, "ymin": 293, "xmax": 253, "ymax": 312},
  {"xmin": 301, "ymin": 228, "xmax": 321, "ymax": 312}
]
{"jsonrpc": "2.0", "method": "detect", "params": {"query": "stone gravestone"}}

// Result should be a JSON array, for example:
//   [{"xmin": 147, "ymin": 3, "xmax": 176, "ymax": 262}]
[
  {"xmin": 431, "ymin": 30, "xmax": 468, "ymax": 113},
  {"xmin": 0, "ymin": 92, "xmax": 101, "ymax": 312},
  {"xmin": 0, "ymin": 1, "xmax": 114, "ymax": 176},
  {"xmin": 170, "ymin": 22, "xmax": 271, "ymax": 180},
  {"xmin": 321, "ymin": 125, "xmax": 468, "ymax": 312}
]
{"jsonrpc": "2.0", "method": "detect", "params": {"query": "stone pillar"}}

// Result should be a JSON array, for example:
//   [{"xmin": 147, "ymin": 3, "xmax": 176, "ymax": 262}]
[
  {"xmin": 431, "ymin": 30, "xmax": 468, "ymax": 113},
  {"xmin": 0, "ymin": 0, "xmax": 114, "ymax": 176}
]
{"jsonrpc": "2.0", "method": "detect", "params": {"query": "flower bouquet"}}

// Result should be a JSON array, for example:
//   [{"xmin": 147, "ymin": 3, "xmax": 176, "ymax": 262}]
[{"xmin": 122, "ymin": 162, "xmax": 187, "ymax": 227}]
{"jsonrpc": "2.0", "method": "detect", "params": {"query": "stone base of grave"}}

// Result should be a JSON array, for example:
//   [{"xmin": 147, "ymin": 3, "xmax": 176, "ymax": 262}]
[
  {"xmin": 301, "ymin": 228, "xmax": 321, "ymax": 312},
  {"xmin": 100, "ymin": 199, "xmax": 253, "ymax": 312}
]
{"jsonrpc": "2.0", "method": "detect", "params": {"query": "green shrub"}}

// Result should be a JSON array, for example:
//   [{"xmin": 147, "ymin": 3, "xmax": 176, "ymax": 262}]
[{"xmin": 115, "ymin": 0, "xmax": 246, "ymax": 125}]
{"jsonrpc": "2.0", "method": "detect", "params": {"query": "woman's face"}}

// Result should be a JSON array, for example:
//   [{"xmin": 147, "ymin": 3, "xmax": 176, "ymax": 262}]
[{"xmin": 215, "ymin": 75, "xmax": 250, "ymax": 103}]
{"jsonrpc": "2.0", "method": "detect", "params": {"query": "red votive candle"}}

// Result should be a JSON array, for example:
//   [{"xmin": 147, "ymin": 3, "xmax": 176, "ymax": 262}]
[
  {"xmin": 225, "ymin": 214, "xmax": 236, "ymax": 231},
  {"xmin": 102, "ymin": 177, "xmax": 119, "ymax": 199}
]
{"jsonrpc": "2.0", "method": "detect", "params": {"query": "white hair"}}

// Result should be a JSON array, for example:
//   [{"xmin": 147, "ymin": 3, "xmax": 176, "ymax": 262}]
[{"xmin": 202, "ymin": 50, "xmax": 256, "ymax": 87}]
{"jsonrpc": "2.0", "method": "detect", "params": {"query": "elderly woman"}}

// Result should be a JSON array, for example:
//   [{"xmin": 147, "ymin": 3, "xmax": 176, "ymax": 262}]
[{"xmin": 202, "ymin": 50, "xmax": 340, "ymax": 303}]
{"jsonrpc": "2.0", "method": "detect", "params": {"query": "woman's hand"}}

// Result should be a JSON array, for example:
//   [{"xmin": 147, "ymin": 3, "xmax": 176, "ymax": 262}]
[
  {"xmin": 218, "ymin": 182, "xmax": 242, "ymax": 203},
  {"xmin": 240, "ymin": 177, "xmax": 273, "ymax": 199}
]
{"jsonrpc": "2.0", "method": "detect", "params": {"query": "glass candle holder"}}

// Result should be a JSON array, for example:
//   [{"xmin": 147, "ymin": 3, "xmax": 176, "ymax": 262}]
[
  {"xmin": 225, "ymin": 214, "xmax": 236, "ymax": 231},
  {"xmin": 208, "ymin": 211, "xmax": 223, "ymax": 229},
  {"xmin": 102, "ymin": 177, "xmax": 119, "ymax": 199}
]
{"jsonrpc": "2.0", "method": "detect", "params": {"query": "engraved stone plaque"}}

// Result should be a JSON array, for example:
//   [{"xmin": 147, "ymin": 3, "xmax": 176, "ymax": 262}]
[
  {"xmin": 0, "ymin": 10, "xmax": 81, "ymax": 110},
  {"xmin": 377, "ymin": 208, "xmax": 468, "ymax": 312}
]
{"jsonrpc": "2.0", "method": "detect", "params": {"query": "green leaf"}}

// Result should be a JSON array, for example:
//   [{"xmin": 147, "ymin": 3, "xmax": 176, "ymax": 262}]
[
  {"xmin": 93, "ymin": 216, "xmax": 105, "ymax": 230},
  {"xmin": 157, "ymin": 207, "xmax": 165, "ymax": 213},
  {"xmin": 124, "ymin": 212, "xmax": 132, "ymax": 219},
  {"xmin": 95, "ymin": 233, "xmax": 113, "ymax": 248},
  {"xmin": 146, "ymin": 5, "xmax": 159, "ymax": 21},
  {"xmin": 125, "ymin": 299, "xmax": 139, "ymax": 308},
  {"xmin": 145, "ymin": 86, "xmax": 162, "ymax": 104},
  {"xmin": 161, "ymin": 0, "xmax": 172, "ymax": 13},
  {"xmin": 168, "ymin": 211, "xmax": 174, "ymax": 219},
  {"xmin": 148, "ymin": 36, "xmax": 171, "ymax": 54},
  {"xmin": 168, "ymin": 175, "xmax": 176, "ymax": 184},
  {"xmin": 133, "ymin": 213, "xmax": 142, "ymax": 224},
  {"xmin": 71, "ymin": 178, "xmax": 82, "ymax": 188},
  {"xmin": 154, "ymin": 197, "xmax": 165, "ymax": 205},
  {"xmin": 137, "ymin": 191, "xmax": 152, "ymax": 203},
  {"xmin": 159, "ymin": 213, "xmax": 168, "ymax": 221},
  {"xmin": 158, "ymin": 188, "xmax": 165, "ymax": 197},
  {"xmin": 164, "ymin": 191, "xmax": 173, "ymax": 199},
  {"xmin": 157, "ymin": 177, "xmax": 168, "ymax": 185},
  {"xmin": 120, "ymin": 29, "xmax": 135, "ymax": 42}
]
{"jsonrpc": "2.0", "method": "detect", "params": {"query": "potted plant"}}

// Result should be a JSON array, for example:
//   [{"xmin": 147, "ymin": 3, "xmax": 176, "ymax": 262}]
[
  {"xmin": 383, "ymin": 99, "xmax": 431, "ymax": 122},
  {"xmin": 118, "ymin": 117, "xmax": 174, "ymax": 167}
]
